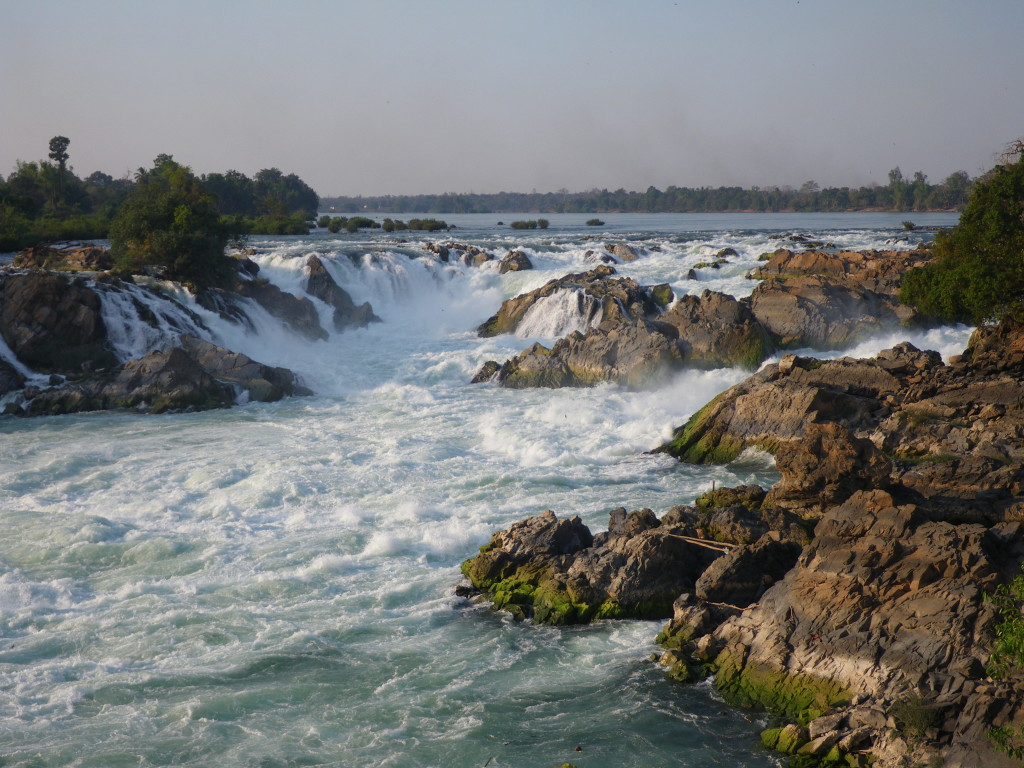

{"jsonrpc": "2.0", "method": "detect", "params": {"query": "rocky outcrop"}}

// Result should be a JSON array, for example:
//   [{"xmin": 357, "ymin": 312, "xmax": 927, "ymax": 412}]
[
  {"xmin": 461, "ymin": 500, "xmax": 808, "ymax": 626},
  {"xmin": 305, "ymin": 255, "xmax": 378, "ymax": 331},
  {"xmin": 0, "ymin": 271, "xmax": 119, "ymax": 373},
  {"xmin": 747, "ymin": 249, "xmax": 928, "ymax": 350},
  {"xmin": 749, "ymin": 248, "xmax": 931, "ymax": 293},
  {"xmin": 750, "ymin": 275, "xmax": 918, "ymax": 349},
  {"xmin": 474, "ymin": 248, "xmax": 934, "ymax": 389},
  {"xmin": 462, "ymin": 508, "xmax": 725, "ymax": 624},
  {"xmin": 658, "ymin": 290, "xmax": 774, "ymax": 370},
  {"xmin": 17, "ymin": 336, "xmax": 305, "ymax": 416},
  {"xmin": 465, "ymin": 312, "xmax": 1024, "ymax": 767},
  {"xmin": 0, "ymin": 265, "xmax": 315, "ymax": 417}
]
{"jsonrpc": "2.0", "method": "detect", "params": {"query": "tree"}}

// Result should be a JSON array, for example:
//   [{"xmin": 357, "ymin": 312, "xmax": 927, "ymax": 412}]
[
  {"xmin": 110, "ymin": 156, "xmax": 236, "ymax": 289},
  {"xmin": 901, "ymin": 141, "xmax": 1024, "ymax": 323},
  {"xmin": 48, "ymin": 136, "xmax": 70, "ymax": 204}
]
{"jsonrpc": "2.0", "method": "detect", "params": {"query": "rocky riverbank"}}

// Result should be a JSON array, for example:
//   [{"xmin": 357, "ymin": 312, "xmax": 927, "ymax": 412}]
[
  {"xmin": 461, "ymin": 315, "xmax": 1024, "ymax": 767},
  {"xmin": 472, "ymin": 247, "xmax": 931, "ymax": 389},
  {"xmin": 0, "ymin": 244, "xmax": 375, "ymax": 416}
]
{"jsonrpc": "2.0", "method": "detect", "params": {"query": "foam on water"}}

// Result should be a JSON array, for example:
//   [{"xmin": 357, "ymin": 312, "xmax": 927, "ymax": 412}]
[{"xmin": 0, "ymin": 213, "xmax": 962, "ymax": 767}]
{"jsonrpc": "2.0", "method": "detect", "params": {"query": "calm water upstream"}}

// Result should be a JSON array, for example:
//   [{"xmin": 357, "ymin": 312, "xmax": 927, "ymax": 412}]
[{"xmin": 0, "ymin": 212, "xmax": 967, "ymax": 767}]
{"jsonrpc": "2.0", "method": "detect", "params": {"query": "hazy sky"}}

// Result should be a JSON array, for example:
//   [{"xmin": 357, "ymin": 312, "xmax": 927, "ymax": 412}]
[{"xmin": 3, "ymin": 0, "xmax": 1022, "ymax": 196}]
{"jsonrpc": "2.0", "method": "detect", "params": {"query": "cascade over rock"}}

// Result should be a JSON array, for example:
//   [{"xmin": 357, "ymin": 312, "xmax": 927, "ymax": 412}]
[{"xmin": 305, "ymin": 255, "xmax": 378, "ymax": 331}]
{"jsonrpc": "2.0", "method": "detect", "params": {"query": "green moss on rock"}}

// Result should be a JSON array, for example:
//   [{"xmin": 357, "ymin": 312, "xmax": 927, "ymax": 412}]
[{"xmin": 712, "ymin": 650, "xmax": 852, "ymax": 725}]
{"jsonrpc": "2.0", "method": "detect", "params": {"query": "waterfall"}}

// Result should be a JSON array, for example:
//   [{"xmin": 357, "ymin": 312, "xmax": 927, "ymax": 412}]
[
  {"xmin": 91, "ymin": 280, "xmax": 210, "ymax": 362},
  {"xmin": 515, "ymin": 287, "xmax": 602, "ymax": 338}
]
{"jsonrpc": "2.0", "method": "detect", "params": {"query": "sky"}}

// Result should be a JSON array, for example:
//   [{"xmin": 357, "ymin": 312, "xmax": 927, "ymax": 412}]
[{"xmin": 2, "ymin": 0, "xmax": 1023, "ymax": 197}]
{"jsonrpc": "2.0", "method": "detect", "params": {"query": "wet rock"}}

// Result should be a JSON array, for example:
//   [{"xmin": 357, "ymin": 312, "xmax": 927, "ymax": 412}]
[
  {"xmin": 462, "ymin": 508, "xmax": 725, "ymax": 625},
  {"xmin": 16, "ymin": 335, "xmax": 306, "ymax": 416},
  {"xmin": 607, "ymin": 243, "xmax": 641, "ymax": 261},
  {"xmin": 470, "ymin": 360, "xmax": 501, "ymax": 384},
  {"xmin": 236, "ymin": 277, "xmax": 328, "ymax": 341},
  {"xmin": 305, "ymin": 255, "xmax": 378, "ymax": 331},
  {"xmin": 0, "ymin": 271, "xmax": 119, "ymax": 373},
  {"xmin": 498, "ymin": 250, "xmax": 533, "ymax": 274},
  {"xmin": 476, "ymin": 266, "xmax": 650, "ymax": 337}
]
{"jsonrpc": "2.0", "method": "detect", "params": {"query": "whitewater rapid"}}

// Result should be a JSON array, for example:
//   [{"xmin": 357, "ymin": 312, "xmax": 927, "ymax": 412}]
[{"xmin": 0, "ymin": 212, "xmax": 967, "ymax": 767}]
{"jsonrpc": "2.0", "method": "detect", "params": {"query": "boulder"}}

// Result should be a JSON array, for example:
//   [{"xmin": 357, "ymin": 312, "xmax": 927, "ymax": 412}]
[
  {"xmin": 493, "ymin": 319, "xmax": 683, "ymax": 389},
  {"xmin": 607, "ymin": 243, "xmax": 641, "ymax": 261},
  {"xmin": 750, "ymin": 276, "xmax": 917, "ymax": 349},
  {"xmin": 498, "ymin": 250, "xmax": 533, "ymax": 274}
]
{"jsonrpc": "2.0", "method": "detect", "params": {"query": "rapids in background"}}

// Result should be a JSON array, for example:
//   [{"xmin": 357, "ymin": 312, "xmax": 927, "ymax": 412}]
[{"xmin": 0, "ymin": 212, "xmax": 968, "ymax": 767}]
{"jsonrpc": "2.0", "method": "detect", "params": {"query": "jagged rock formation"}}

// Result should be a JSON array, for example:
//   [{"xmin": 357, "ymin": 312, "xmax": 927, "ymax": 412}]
[{"xmin": 461, "ymin": 500, "xmax": 807, "ymax": 626}]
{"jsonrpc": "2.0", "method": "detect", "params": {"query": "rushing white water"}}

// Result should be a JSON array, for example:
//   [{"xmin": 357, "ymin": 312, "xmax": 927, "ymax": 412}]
[
  {"xmin": 0, "ymin": 212, "xmax": 965, "ymax": 768},
  {"xmin": 515, "ymin": 288, "xmax": 602, "ymax": 339}
]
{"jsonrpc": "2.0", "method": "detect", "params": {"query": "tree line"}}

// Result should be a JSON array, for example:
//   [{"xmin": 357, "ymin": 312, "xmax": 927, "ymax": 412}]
[
  {"xmin": 0, "ymin": 138, "xmax": 319, "ymax": 251},
  {"xmin": 322, "ymin": 169, "xmax": 974, "ymax": 215}
]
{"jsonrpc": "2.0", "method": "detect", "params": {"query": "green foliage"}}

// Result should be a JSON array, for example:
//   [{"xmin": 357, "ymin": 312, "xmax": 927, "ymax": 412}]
[
  {"xmin": 902, "ymin": 220, "xmax": 916, "ymax": 230},
  {"xmin": 986, "ymin": 567, "xmax": 1024, "ymax": 678},
  {"xmin": 988, "ymin": 725, "xmax": 1024, "ymax": 761},
  {"xmin": 110, "ymin": 156, "xmax": 235, "ymax": 288},
  {"xmin": 344, "ymin": 216, "xmax": 379, "ymax": 233},
  {"xmin": 510, "ymin": 220, "xmax": 540, "ymax": 229},
  {"xmin": 901, "ymin": 145, "xmax": 1024, "ymax": 323},
  {"xmin": 586, "ymin": 218, "xmax": 604, "ymax": 226},
  {"xmin": 537, "ymin": 218, "xmax": 549, "ymax": 229},
  {"xmin": 407, "ymin": 218, "xmax": 448, "ymax": 231}
]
